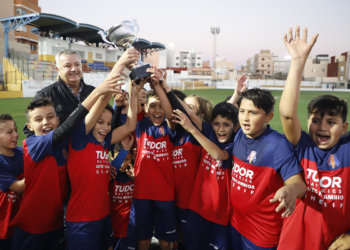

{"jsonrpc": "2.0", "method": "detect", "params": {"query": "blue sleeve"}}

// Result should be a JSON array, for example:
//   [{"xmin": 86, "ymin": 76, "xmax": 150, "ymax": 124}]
[
  {"xmin": 294, "ymin": 131, "xmax": 312, "ymax": 162},
  {"xmin": 202, "ymin": 122, "xmax": 212, "ymax": 138},
  {"xmin": 222, "ymin": 144, "xmax": 233, "ymax": 169},
  {"xmin": 26, "ymin": 131, "xmax": 54, "ymax": 162},
  {"xmin": 275, "ymin": 137, "xmax": 303, "ymax": 181},
  {"xmin": 111, "ymin": 148, "xmax": 129, "ymax": 171},
  {"xmin": 0, "ymin": 159, "xmax": 18, "ymax": 193},
  {"xmin": 70, "ymin": 119, "xmax": 88, "ymax": 151},
  {"xmin": 104, "ymin": 130, "xmax": 113, "ymax": 149},
  {"xmin": 347, "ymin": 229, "xmax": 350, "ymax": 234}
]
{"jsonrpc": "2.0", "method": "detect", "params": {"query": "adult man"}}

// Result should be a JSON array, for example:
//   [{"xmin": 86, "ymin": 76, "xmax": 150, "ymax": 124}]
[{"xmin": 24, "ymin": 49, "xmax": 140, "ymax": 137}]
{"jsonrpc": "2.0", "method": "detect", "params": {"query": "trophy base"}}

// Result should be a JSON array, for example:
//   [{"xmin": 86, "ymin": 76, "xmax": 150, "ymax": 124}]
[{"xmin": 129, "ymin": 64, "xmax": 152, "ymax": 85}]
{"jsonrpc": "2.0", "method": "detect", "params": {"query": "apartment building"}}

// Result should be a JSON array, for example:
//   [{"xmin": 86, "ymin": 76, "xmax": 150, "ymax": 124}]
[
  {"xmin": 303, "ymin": 54, "xmax": 328, "ymax": 80},
  {"xmin": 253, "ymin": 50, "xmax": 275, "ymax": 77},
  {"xmin": 328, "ymin": 52, "xmax": 349, "ymax": 81}
]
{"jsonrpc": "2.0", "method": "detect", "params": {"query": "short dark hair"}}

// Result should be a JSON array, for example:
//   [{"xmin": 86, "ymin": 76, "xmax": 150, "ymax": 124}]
[
  {"xmin": 0, "ymin": 114, "xmax": 14, "ymax": 125},
  {"xmin": 105, "ymin": 103, "xmax": 114, "ymax": 116},
  {"xmin": 26, "ymin": 98, "xmax": 55, "ymax": 122},
  {"xmin": 237, "ymin": 88, "xmax": 275, "ymax": 115},
  {"xmin": 224, "ymin": 96, "xmax": 232, "ymax": 102},
  {"xmin": 308, "ymin": 95, "xmax": 348, "ymax": 123},
  {"xmin": 147, "ymin": 89, "xmax": 159, "ymax": 104},
  {"xmin": 172, "ymin": 89, "xmax": 187, "ymax": 101},
  {"xmin": 212, "ymin": 102, "xmax": 239, "ymax": 127}
]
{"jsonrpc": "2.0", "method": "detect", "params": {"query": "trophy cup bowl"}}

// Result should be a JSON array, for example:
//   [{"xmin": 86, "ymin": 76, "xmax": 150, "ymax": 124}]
[{"xmin": 105, "ymin": 21, "xmax": 152, "ymax": 85}]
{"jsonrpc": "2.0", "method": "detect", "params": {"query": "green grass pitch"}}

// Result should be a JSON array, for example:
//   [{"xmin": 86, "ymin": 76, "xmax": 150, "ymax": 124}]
[{"xmin": 1, "ymin": 89, "xmax": 349, "ymax": 144}]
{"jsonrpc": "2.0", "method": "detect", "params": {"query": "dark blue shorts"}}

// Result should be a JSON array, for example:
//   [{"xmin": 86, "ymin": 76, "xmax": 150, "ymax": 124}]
[
  {"xmin": 230, "ymin": 224, "xmax": 276, "ymax": 250},
  {"xmin": 176, "ymin": 207, "xmax": 191, "ymax": 233},
  {"xmin": 0, "ymin": 237, "xmax": 12, "ymax": 250},
  {"xmin": 113, "ymin": 236, "xmax": 137, "ymax": 250},
  {"xmin": 183, "ymin": 209, "xmax": 230, "ymax": 250},
  {"xmin": 133, "ymin": 198, "xmax": 177, "ymax": 242},
  {"xmin": 12, "ymin": 226, "xmax": 65, "ymax": 250},
  {"xmin": 66, "ymin": 215, "xmax": 113, "ymax": 250}
]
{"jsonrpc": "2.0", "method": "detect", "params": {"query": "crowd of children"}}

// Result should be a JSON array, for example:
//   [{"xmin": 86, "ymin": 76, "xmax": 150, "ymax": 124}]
[{"xmin": 1, "ymin": 26, "xmax": 350, "ymax": 250}]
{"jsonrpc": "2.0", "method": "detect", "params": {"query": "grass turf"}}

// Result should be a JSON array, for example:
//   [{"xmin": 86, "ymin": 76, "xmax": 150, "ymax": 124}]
[{"xmin": 1, "ymin": 89, "xmax": 349, "ymax": 144}]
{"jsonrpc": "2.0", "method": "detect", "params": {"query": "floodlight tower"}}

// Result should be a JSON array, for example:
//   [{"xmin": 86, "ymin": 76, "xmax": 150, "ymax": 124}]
[{"xmin": 211, "ymin": 27, "xmax": 220, "ymax": 67}]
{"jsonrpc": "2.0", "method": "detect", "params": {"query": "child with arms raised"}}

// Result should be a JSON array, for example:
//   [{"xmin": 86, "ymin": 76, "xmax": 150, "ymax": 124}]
[{"xmin": 278, "ymin": 26, "xmax": 350, "ymax": 250}]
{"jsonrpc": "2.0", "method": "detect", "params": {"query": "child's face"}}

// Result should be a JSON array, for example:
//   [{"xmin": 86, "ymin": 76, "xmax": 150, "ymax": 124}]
[
  {"xmin": 119, "ymin": 153, "xmax": 132, "ymax": 172},
  {"xmin": 92, "ymin": 109, "xmax": 112, "ymax": 143},
  {"xmin": 147, "ymin": 97, "xmax": 165, "ymax": 126},
  {"xmin": 185, "ymin": 97, "xmax": 198, "ymax": 115},
  {"xmin": 307, "ymin": 112, "xmax": 348, "ymax": 150},
  {"xmin": 27, "ymin": 106, "xmax": 59, "ymax": 136},
  {"xmin": 212, "ymin": 115, "xmax": 235, "ymax": 143},
  {"xmin": 238, "ymin": 98, "xmax": 273, "ymax": 138},
  {"xmin": 0, "ymin": 120, "xmax": 18, "ymax": 150}
]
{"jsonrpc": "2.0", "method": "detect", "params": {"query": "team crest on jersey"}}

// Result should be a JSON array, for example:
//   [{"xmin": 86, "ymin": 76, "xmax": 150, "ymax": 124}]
[
  {"xmin": 180, "ymin": 137, "xmax": 184, "ymax": 144},
  {"xmin": 328, "ymin": 154, "xmax": 339, "ymax": 169},
  {"xmin": 159, "ymin": 126, "xmax": 165, "ymax": 136},
  {"xmin": 62, "ymin": 149, "xmax": 68, "ymax": 160},
  {"xmin": 247, "ymin": 151, "xmax": 257, "ymax": 163}
]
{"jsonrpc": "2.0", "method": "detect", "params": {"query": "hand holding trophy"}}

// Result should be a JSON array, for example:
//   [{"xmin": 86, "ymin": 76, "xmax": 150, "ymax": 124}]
[{"xmin": 98, "ymin": 20, "xmax": 152, "ymax": 84}]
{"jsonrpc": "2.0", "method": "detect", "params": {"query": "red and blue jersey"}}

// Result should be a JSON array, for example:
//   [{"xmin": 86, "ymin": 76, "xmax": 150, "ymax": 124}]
[
  {"xmin": 66, "ymin": 120, "xmax": 112, "ymax": 222},
  {"xmin": 230, "ymin": 126, "xmax": 302, "ymax": 248},
  {"xmin": 134, "ymin": 118, "xmax": 176, "ymax": 201},
  {"xmin": 110, "ymin": 172, "xmax": 133, "ymax": 237},
  {"xmin": 11, "ymin": 132, "xmax": 69, "ymax": 233},
  {"xmin": 278, "ymin": 131, "xmax": 350, "ymax": 250},
  {"xmin": 188, "ymin": 122, "xmax": 233, "ymax": 226},
  {"xmin": 173, "ymin": 127, "xmax": 202, "ymax": 209},
  {"xmin": 0, "ymin": 147, "xmax": 24, "ymax": 239}
]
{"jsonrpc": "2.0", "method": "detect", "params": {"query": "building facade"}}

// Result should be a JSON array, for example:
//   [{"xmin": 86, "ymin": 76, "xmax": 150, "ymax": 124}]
[
  {"xmin": 303, "ymin": 55, "xmax": 329, "ymax": 80},
  {"xmin": 253, "ymin": 50, "xmax": 275, "ymax": 77}
]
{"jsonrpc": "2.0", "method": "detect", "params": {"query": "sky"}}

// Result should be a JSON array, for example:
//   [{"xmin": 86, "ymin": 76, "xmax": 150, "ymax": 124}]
[{"xmin": 39, "ymin": 0, "xmax": 350, "ymax": 68}]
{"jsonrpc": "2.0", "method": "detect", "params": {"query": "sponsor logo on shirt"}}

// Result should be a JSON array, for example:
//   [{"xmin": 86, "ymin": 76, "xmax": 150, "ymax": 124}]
[
  {"xmin": 96, "ymin": 150, "xmax": 110, "ymax": 174},
  {"xmin": 306, "ymin": 168, "xmax": 343, "ymax": 209},
  {"xmin": 113, "ymin": 184, "xmax": 134, "ymax": 203},
  {"xmin": 180, "ymin": 137, "xmax": 184, "ymax": 145},
  {"xmin": 159, "ymin": 126, "xmax": 165, "ymax": 136},
  {"xmin": 247, "ymin": 151, "xmax": 257, "ymax": 163},
  {"xmin": 231, "ymin": 162, "xmax": 255, "ymax": 194},
  {"xmin": 141, "ymin": 138, "xmax": 170, "ymax": 162},
  {"xmin": 201, "ymin": 153, "xmax": 226, "ymax": 180},
  {"xmin": 172, "ymin": 148, "xmax": 187, "ymax": 168},
  {"xmin": 328, "ymin": 154, "xmax": 339, "ymax": 169}
]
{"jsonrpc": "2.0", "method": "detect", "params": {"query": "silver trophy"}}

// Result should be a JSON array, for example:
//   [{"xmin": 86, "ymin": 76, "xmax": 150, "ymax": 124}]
[{"xmin": 98, "ymin": 20, "xmax": 151, "ymax": 84}]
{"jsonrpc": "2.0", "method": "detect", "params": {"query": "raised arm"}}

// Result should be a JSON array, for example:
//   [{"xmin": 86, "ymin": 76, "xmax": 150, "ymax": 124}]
[
  {"xmin": 148, "ymin": 66, "xmax": 176, "ymax": 130},
  {"xmin": 172, "ymin": 109, "xmax": 229, "ymax": 160},
  {"xmin": 228, "ymin": 74, "xmax": 247, "ymax": 107},
  {"xmin": 280, "ymin": 26, "xmax": 318, "ymax": 147},
  {"xmin": 111, "ymin": 79, "xmax": 146, "ymax": 144}
]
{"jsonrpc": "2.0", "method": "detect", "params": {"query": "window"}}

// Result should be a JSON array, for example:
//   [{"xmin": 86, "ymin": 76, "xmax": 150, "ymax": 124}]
[
  {"xmin": 197, "ymin": 57, "xmax": 201, "ymax": 60},
  {"xmin": 312, "ymin": 69, "xmax": 316, "ymax": 72},
  {"xmin": 268, "ymin": 58, "xmax": 271, "ymax": 61},
  {"xmin": 16, "ymin": 8, "xmax": 27, "ymax": 15},
  {"xmin": 30, "ymin": 44, "xmax": 37, "ymax": 51},
  {"xmin": 192, "ymin": 63, "xmax": 195, "ymax": 66},
  {"xmin": 267, "ymin": 71, "xmax": 270, "ymax": 74},
  {"xmin": 341, "ymin": 82, "xmax": 345, "ymax": 86},
  {"xmin": 183, "ymin": 63, "xmax": 187, "ymax": 66},
  {"xmin": 188, "ymin": 64, "xmax": 190, "ymax": 66},
  {"xmin": 340, "ymin": 66, "xmax": 344, "ymax": 74},
  {"xmin": 280, "ymin": 69, "xmax": 284, "ymax": 71},
  {"xmin": 184, "ymin": 57, "xmax": 187, "ymax": 59},
  {"xmin": 76, "ymin": 50, "xmax": 85, "ymax": 59},
  {"xmin": 268, "ymin": 65, "xmax": 270, "ymax": 67},
  {"xmin": 117, "ymin": 56, "xmax": 121, "ymax": 61},
  {"xmin": 262, "ymin": 58, "xmax": 265, "ymax": 61},
  {"xmin": 340, "ymin": 76, "xmax": 344, "ymax": 80},
  {"xmin": 275, "ymin": 63, "xmax": 279, "ymax": 66},
  {"xmin": 197, "ymin": 63, "xmax": 200, "ymax": 66},
  {"xmin": 262, "ymin": 64, "xmax": 264, "ymax": 67},
  {"xmin": 16, "ymin": 26, "xmax": 27, "ymax": 32},
  {"xmin": 96, "ymin": 53, "xmax": 103, "ymax": 59},
  {"xmin": 176, "ymin": 57, "xmax": 179, "ymax": 59},
  {"xmin": 192, "ymin": 57, "xmax": 195, "ymax": 59},
  {"xmin": 176, "ymin": 63, "xmax": 179, "ymax": 66},
  {"xmin": 322, "ymin": 69, "xmax": 325, "ymax": 72},
  {"xmin": 280, "ymin": 63, "xmax": 284, "ymax": 65}
]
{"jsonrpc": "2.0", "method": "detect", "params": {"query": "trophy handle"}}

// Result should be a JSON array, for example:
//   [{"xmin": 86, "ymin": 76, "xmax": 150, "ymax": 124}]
[
  {"xmin": 132, "ymin": 19, "xmax": 139, "ymax": 42},
  {"xmin": 97, "ymin": 30, "xmax": 117, "ymax": 48}
]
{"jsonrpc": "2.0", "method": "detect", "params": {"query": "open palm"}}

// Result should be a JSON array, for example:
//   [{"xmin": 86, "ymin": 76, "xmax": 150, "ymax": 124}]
[{"xmin": 284, "ymin": 26, "xmax": 319, "ymax": 61}]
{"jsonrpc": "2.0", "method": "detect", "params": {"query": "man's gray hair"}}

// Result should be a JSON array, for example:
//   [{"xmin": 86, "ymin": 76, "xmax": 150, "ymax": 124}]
[{"xmin": 55, "ymin": 49, "xmax": 82, "ymax": 67}]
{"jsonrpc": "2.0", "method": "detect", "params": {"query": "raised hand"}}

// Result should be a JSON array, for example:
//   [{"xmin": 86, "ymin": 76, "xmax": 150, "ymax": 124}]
[
  {"xmin": 131, "ymin": 78, "xmax": 147, "ymax": 97},
  {"xmin": 236, "ymin": 74, "xmax": 247, "ymax": 93},
  {"xmin": 118, "ymin": 48, "xmax": 140, "ymax": 69},
  {"xmin": 95, "ymin": 74, "xmax": 125, "ymax": 95},
  {"xmin": 113, "ymin": 91, "xmax": 127, "ymax": 107},
  {"xmin": 147, "ymin": 66, "xmax": 164, "ymax": 86},
  {"xmin": 121, "ymin": 134, "xmax": 134, "ymax": 151},
  {"xmin": 172, "ymin": 109, "xmax": 195, "ymax": 134},
  {"xmin": 284, "ymin": 26, "xmax": 319, "ymax": 62}
]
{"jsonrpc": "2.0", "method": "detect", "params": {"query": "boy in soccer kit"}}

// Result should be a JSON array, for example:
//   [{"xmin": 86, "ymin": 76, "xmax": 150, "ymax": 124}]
[
  {"xmin": 0, "ymin": 114, "xmax": 25, "ymax": 250},
  {"xmin": 110, "ymin": 137, "xmax": 136, "ymax": 250},
  {"xmin": 132, "ymin": 67, "xmax": 178, "ymax": 250},
  {"xmin": 10, "ymin": 71, "xmax": 125, "ymax": 250},
  {"xmin": 228, "ymin": 88, "xmax": 306, "ymax": 250},
  {"xmin": 172, "ymin": 102, "xmax": 239, "ymax": 250},
  {"xmin": 278, "ymin": 26, "xmax": 350, "ymax": 250}
]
